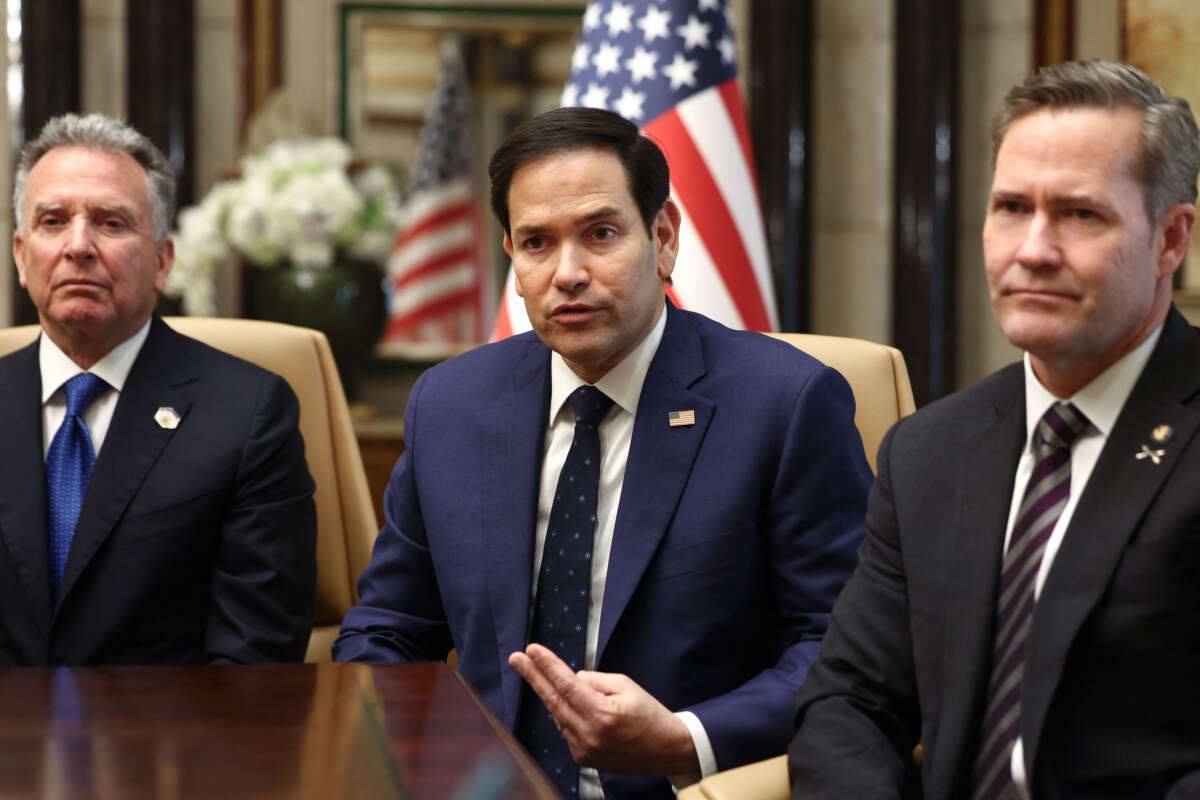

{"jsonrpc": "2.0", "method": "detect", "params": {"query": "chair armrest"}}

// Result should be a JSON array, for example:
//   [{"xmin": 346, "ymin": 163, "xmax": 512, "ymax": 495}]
[{"xmin": 677, "ymin": 754, "xmax": 788, "ymax": 800}]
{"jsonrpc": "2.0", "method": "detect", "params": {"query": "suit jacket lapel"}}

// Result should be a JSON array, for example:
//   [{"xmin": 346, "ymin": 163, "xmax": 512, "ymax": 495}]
[
  {"xmin": 481, "ymin": 338, "xmax": 551, "ymax": 725},
  {"xmin": 56, "ymin": 318, "xmax": 195, "ymax": 610},
  {"xmin": 1023, "ymin": 308, "xmax": 1200, "ymax": 767},
  {"xmin": 0, "ymin": 342, "xmax": 54, "ymax": 630},
  {"xmin": 934, "ymin": 366, "xmax": 1025, "ymax": 795},
  {"xmin": 596, "ymin": 305, "xmax": 713, "ymax": 662}
]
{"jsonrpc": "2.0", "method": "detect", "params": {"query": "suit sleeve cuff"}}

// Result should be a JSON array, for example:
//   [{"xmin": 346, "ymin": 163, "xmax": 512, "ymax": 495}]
[{"xmin": 668, "ymin": 710, "xmax": 718, "ymax": 792}]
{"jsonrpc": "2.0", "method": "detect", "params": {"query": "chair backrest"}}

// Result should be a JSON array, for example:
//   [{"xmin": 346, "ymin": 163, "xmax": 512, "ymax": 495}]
[
  {"xmin": 678, "ymin": 754, "xmax": 787, "ymax": 800},
  {"xmin": 765, "ymin": 333, "xmax": 916, "ymax": 472},
  {"xmin": 0, "ymin": 318, "xmax": 378, "ymax": 662}
]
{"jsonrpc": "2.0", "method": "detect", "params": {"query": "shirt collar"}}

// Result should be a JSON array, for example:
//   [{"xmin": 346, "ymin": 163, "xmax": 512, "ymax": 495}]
[
  {"xmin": 1022, "ymin": 323, "xmax": 1162, "ymax": 444},
  {"xmin": 548, "ymin": 304, "xmax": 668, "ymax": 424},
  {"xmin": 39, "ymin": 319, "xmax": 153, "ymax": 403}
]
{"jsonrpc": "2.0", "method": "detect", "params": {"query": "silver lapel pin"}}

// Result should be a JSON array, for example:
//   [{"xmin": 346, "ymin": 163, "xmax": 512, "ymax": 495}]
[{"xmin": 154, "ymin": 406, "xmax": 182, "ymax": 430}]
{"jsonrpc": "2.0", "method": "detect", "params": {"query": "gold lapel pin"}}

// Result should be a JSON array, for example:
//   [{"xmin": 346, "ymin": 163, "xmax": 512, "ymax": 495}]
[
  {"xmin": 154, "ymin": 406, "xmax": 182, "ymax": 430},
  {"xmin": 668, "ymin": 409, "xmax": 695, "ymax": 427},
  {"xmin": 1135, "ymin": 444, "xmax": 1164, "ymax": 465},
  {"xmin": 1151, "ymin": 424, "xmax": 1173, "ymax": 444}
]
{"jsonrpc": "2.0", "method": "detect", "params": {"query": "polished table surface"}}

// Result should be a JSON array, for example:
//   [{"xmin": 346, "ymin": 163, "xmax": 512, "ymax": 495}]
[{"xmin": 0, "ymin": 661, "xmax": 558, "ymax": 799}]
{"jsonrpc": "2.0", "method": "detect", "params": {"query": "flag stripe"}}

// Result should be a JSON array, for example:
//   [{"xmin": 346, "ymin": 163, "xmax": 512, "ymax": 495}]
[
  {"xmin": 390, "ymin": 218, "xmax": 475, "ymax": 276},
  {"xmin": 393, "ymin": 245, "xmax": 477, "ymax": 291},
  {"xmin": 671, "ymin": 199, "xmax": 741, "ymax": 326},
  {"xmin": 646, "ymin": 107, "xmax": 771, "ymax": 331},
  {"xmin": 386, "ymin": 287, "xmax": 479, "ymax": 336},
  {"xmin": 718, "ymin": 79, "xmax": 758, "ymax": 196},
  {"xmin": 390, "ymin": 263, "xmax": 478, "ymax": 315},
  {"xmin": 402, "ymin": 179, "xmax": 473, "ymax": 219},
  {"xmin": 394, "ymin": 202, "xmax": 473, "ymax": 249},
  {"xmin": 676, "ymin": 83, "xmax": 774, "ymax": 327}
]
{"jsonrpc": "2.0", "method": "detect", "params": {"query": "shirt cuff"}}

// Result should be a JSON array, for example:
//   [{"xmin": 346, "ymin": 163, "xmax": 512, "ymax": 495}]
[{"xmin": 668, "ymin": 710, "xmax": 718, "ymax": 792}]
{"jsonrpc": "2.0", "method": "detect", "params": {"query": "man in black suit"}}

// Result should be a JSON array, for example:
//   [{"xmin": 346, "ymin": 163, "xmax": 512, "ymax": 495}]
[
  {"xmin": 0, "ymin": 113, "xmax": 316, "ymax": 665},
  {"xmin": 790, "ymin": 60, "xmax": 1200, "ymax": 799}
]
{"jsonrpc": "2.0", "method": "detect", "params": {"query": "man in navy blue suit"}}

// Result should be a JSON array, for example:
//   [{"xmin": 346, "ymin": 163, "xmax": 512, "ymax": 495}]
[{"xmin": 334, "ymin": 107, "xmax": 871, "ymax": 798}]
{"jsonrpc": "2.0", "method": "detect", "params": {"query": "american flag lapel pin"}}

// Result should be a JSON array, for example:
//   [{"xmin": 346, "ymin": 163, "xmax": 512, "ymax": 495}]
[{"xmin": 668, "ymin": 409, "xmax": 696, "ymax": 428}]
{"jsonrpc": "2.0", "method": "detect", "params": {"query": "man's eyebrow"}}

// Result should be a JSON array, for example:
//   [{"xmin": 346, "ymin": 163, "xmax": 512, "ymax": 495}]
[
  {"xmin": 988, "ymin": 189, "xmax": 1112, "ymax": 210},
  {"xmin": 1048, "ymin": 193, "xmax": 1110, "ymax": 209},
  {"xmin": 580, "ymin": 205, "xmax": 622, "ymax": 222},
  {"xmin": 93, "ymin": 204, "xmax": 137, "ymax": 219},
  {"xmin": 512, "ymin": 206, "xmax": 624, "ymax": 238},
  {"xmin": 988, "ymin": 189, "xmax": 1026, "ymax": 203},
  {"xmin": 512, "ymin": 222, "xmax": 548, "ymax": 238},
  {"xmin": 30, "ymin": 202, "xmax": 138, "ymax": 219},
  {"xmin": 31, "ymin": 202, "xmax": 65, "ymax": 216}
]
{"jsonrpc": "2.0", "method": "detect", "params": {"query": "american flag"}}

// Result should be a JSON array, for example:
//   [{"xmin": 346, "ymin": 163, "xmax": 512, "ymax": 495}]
[
  {"xmin": 668, "ymin": 408, "xmax": 696, "ymax": 427},
  {"xmin": 384, "ymin": 37, "xmax": 487, "ymax": 346},
  {"xmin": 490, "ymin": 0, "xmax": 777, "ymax": 340}
]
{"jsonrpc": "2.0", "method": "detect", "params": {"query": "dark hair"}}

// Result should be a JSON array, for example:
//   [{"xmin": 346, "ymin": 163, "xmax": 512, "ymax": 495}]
[
  {"xmin": 14, "ymin": 112, "xmax": 176, "ymax": 240},
  {"xmin": 488, "ymin": 107, "xmax": 670, "ymax": 236},
  {"xmin": 992, "ymin": 60, "xmax": 1200, "ymax": 225}
]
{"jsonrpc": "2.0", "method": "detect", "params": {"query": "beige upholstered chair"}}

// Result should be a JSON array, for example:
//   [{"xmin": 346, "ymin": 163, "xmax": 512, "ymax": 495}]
[
  {"xmin": 679, "ymin": 754, "xmax": 788, "ymax": 800},
  {"xmin": 677, "ymin": 333, "xmax": 916, "ymax": 800},
  {"xmin": 0, "ymin": 317, "xmax": 379, "ymax": 662},
  {"xmin": 765, "ymin": 333, "xmax": 915, "ymax": 471}
]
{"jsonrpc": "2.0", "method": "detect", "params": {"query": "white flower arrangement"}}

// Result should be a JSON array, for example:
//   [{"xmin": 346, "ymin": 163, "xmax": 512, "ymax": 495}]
[{"xmin": 166, "ymin": 138, "xmax": 400, "ymax": 315}]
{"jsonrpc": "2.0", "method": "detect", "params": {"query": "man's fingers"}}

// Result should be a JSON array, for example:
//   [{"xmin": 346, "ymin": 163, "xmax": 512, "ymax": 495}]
[
  {"xmin": 525, "ymin": 644, "xmax": 604, "ymax": 708},
  {"xmin": 575, "ymin": 669, "xmax": 633, "ymax": 695},
  {"xmin": 510, "ymin": 653, "xmax": 697, "ymax": 773},
  {"xmin": 525, "ymin": 643, "xmax": 575, "ymax": 681},
  {"xmin": 508, "ymin": 650, "xmax": 560, "ymax": 707},
  {"xmin": 509, "ymin": 646, "xmax": 592, "ymax": 730},
  {"xmin": 507, "ymin": 650, "xmax": 535, "ymax": 677}
]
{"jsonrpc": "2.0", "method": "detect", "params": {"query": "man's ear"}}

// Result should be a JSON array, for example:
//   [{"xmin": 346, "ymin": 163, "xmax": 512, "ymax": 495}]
[
  {"xmin": 154, "ymin": 236, "xmax": 175, "ymax": 293},
  {"xmin": 1157, "ymin": 202, "xmax": 1195, "ymax": 279},
  {"xmin": 12, "ymin": 232, "xmax": 27, "ymax": 289},
  {"xmin": 654, "ymin": 199, "xmax": 681, "ymax": 282}
]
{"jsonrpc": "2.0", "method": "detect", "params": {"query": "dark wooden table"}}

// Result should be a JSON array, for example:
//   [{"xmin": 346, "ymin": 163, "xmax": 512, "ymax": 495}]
[{"xmin": 0, "ymin": 661, "xmax": 558, "ymax": 799}]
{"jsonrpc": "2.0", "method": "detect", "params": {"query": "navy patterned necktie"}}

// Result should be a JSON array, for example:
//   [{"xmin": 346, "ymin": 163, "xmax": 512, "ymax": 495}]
[
  {"xmin": 516, "ymin": 385, "xmax": 613, "ymax": 797},
  {"xmin": 45, "ymin": 372, "xmax": 108, "ymax": 598},
  {"xmin": 973, "ymin": 402, "xmax": 1090, "ymax": 800}
]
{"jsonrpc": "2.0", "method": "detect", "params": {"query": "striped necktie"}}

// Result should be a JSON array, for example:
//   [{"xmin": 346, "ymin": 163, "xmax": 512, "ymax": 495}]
[{"xmin": 973, "ymin": 401, "xmax": 1090, "ymax": 799}]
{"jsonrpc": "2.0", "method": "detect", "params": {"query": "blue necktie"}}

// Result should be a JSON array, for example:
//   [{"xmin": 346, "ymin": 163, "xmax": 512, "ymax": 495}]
[
  {"xmin": 46, "ymin": 372, "xmax": 108, "ymax": 598},
  {"xmin": 516, "ymin": 385, "xmax": 613, "ymax": 797}
]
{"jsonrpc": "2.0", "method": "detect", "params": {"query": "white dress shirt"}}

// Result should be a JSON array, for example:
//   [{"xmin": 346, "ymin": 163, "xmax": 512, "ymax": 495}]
[
  {"xmin": 1006, "ymin": 324, "xmax": 1161, "ymax": 797},
  {"xmin": 40, "ymin": 321, "xmax": 151, "ymax": 459},
  {"xmin": 532, "ymin": 308, "xmax": 716, "ymax": 797}
]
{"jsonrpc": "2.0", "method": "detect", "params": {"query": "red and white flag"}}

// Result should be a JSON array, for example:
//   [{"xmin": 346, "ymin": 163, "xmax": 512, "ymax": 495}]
[
  {"xmin": 491, "ymin": 0, "xmax": 776, "ymax": 340},
  {"xmin": 385, "ymin": 38, "xmax": 488, "ymax": 346}
]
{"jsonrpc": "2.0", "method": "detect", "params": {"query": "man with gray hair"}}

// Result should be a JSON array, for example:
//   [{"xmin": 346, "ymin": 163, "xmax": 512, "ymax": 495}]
[
  {"xmin": 0, "ymin": 113, "xmax": 317, "ymax": 665},
  {"xmin": 790, "ymin": 60, "xmax": 1200, "ymax": 798}
]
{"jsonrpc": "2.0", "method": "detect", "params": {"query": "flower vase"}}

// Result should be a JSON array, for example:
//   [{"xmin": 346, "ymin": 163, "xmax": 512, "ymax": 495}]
[{"xmin": 243, "ymin": 259, "xmax": 388, "ymax": 401}]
